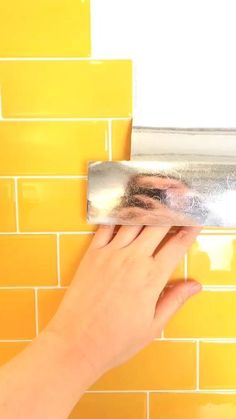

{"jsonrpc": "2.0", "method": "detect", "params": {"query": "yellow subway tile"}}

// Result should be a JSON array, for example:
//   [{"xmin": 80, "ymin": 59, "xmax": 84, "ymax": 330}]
[
  {"xmin": 0, "ymin": 179, "xmax": 16, "ymax": 232},
  {"xmin": 188, "ymin": 234, "xmax": 236, "ymax": 285},
  {"xmin": 70, "ymin": 393, "xmax": 146, "ymax": 419},
  {"xmin": 92, "ymin": 341, "xmax": 196, "ymax": 390},
  {"xmin": 0, "ymin": 235, "xmax": 57, "ymax": 286},
  {"xmin": 0, "ymin": 121, "xmax": 108, "ymax": 176},
  {"xmin": 18, "ymin": 179, "xmax": 95, "ymax": 232},
  {"xmin": 0, "ymin": 61, "xmax": 132, "ymax": 118},
  {"xmin": 0, "ymin": 0, "xmax": 90, "ymax": 57},
  {"xmin": 200, "ymin": 343, "xmax": 236, "ymax": 389},
  {"xmin": 165, "ymin": 291, "xmax": 236, "ymax": 338},
  {"xmin": 38, "ymin": 289, "xmax": 66, "ymax": 331},
  {"xmin": 112, "ymin": 120, "xmax": 132, "ymax": 160},
  {"xmin": 150, "ymin": 393, "xmax": 236, "ymax": 419},
  {"xmin": 60, "ymin": 234, "xmax": 93, "ymax": 286},
  {"xmin": 0, "ymin": 342, "xmax": 28, "ymax": 366},
  {"xmin": 0, "ymin": 290, "xmax": 35, "ymax": 339}
]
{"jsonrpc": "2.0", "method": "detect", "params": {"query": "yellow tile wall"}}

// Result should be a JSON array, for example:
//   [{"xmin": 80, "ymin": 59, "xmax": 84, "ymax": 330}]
[{"xmin": 0, "ymin": 1, "xmax": 236, "ymax": 418}]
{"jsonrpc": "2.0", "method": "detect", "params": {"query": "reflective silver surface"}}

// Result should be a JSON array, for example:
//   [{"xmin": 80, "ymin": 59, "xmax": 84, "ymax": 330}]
[
  {"xmin": 87, "ymin": 128, "xmax": 236, "ymax": 226},
  {"xmin": 87, "ymin": 160, "xmax": 236, "ymax": 226}
]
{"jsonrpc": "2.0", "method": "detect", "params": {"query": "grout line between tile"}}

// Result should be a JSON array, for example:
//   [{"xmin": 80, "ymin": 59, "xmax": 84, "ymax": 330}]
[
  {"xmin": 34, "ymin": 288, "xmax": 39, "ymax": 337},
  {"xmin": 14, "ymin": 178, "xmax": 20, "ymax": 232},
  {"xmin": 0, "ymin": 231, "xmax": 94, "ymax": 236},
  {"xmin": 0, "ymin": 286, "xmax": 68, "ymax": 290},
  {"xmin": 0, "ymin": 175, "xmax": 88, "ymax": 179},
  {"xmin": 155, "ymin": 337, "xmax": 236, "ymax": 343},
  {"xmin": 56, "ymin": 234, "xmax": 61, "ymax": 287},
  {"xmin": 196, "ymin": 340, "xmax": 200, "ymax": 390},
  {"xmin": 0, "ymin": 57, "xmax": 131, "ymax": 61},
  {"xmin": 146, "ymin": 392, "xmax": 150, "ymax": 419},
  {"xmin": 86, "ymin": 389, "xmax": 236, "ymax": 394},
  {"xmin": 0, "ymin": 339, "xmax": 32, "ymax": 343},
  {"xmin": 108, "ymin": 119, "xmax": 112, "ymax": 160}
]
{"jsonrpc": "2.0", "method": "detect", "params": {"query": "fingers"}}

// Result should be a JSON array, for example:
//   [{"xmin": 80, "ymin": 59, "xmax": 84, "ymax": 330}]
[
  {"xmin": 151, "ymin": 280, "xmax": 202, "ymax": 336},
  {"xmin": 154, "ymin": 227, "xmax": 201, "ymax": 279},
  {"xmin": 128, "ymin": 226, "xmax": 170, "ymax": 256},
  {"xmin": 89, "ymin": 225, "xmax": 115, "ymax": 249},
  {"xmin": 108, "ymin": 225, "xmax": 143, "ymax": 248}
]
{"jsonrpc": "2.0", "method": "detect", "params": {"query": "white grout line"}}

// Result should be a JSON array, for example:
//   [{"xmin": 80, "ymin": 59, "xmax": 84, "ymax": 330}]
[
  {"xmin": 56, "ymin": 234, "xmax": 61, "ymax": 287},
  {"xmin": 0, "ymin": 231, "xmax": 94, "ymax": 236},
  {"xmin": 0, "ymin": 286, "xmax": 68, "ymax": 290},
  {"xmin": 14, "ymin": 178, "xmax": 20, "ymax": 232},
  {"xmin": 108, "ymin": 119, "xmax": 112, "ymax": 160},
  {"xmin": 86, "ymin": 389, "xmax": 236, "ymax": 394},
  {"xmin": 0, "ymin": 57, "xmax": 131, "ymax": 61},
  {"xmin": 0, "ymin": 117, "xmax": 131, "ymax": 122},
  {"xmin": 155, "ymin": 337, "xmax": 236, "ymax": 343},
  {"xmin": 196, "ymin": 340, "xmax": 200, "ymax": 390},
  {"xmin": 0, "ymin": 175, "xmax": 88, "ymax": 179},
  {"xmin": 34, "ymin": 288, "xmax": 39, "ymax": 336},
  {"xmin": 0, "ymin": 339, "xmax": 32, "ymax": 343},
  {"xmin": 146, "ymin": 392, "xmax": 150, "ymax": 419}
]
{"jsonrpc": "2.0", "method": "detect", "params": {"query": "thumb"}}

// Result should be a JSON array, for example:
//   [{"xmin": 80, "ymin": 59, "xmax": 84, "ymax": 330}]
[{"xmin": 151, "ymin": 280, "xmax": 202, "ymax": 336}]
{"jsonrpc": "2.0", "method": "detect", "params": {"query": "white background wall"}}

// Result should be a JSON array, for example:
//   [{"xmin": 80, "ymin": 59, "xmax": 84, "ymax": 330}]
[{"xmin": 92, "ymin": 0, "xmax": 236, "ymax": 127}]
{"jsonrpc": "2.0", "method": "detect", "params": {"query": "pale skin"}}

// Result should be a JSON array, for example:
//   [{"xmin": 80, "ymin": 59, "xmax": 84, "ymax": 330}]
[{"xmin": 0, "ymin": 225, "xmax": 202, "ymax": 418}]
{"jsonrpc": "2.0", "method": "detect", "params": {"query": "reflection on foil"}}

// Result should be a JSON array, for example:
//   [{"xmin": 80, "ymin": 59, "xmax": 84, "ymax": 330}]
[{"xmin": 87, "ymin": 161, "xmax": 236, "ymax": 226}]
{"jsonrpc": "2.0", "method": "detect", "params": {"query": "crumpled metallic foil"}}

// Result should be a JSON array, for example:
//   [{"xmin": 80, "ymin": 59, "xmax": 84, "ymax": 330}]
[{"xmin": 87, "ymin": 128, "xmax": 236, "ymax": 226}]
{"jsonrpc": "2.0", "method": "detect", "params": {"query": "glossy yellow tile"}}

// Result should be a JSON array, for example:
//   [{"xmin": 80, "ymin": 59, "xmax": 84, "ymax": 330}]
[
  {"xmin": 92, "ymin": 341, "xmax": 196, "ymax": 390},
  {"xmin": 0, "ymin": 179, "xmax": 16, "ymax": 232},
  {"xmin": 112, "ymin": 120, "xmax": 132, "ymax": 160},
  {"xmin": 165, "ymin": 291, "xmax": 236, "ymax": 338},
  {"xmin": 18, "ymin": 179, "xmax": 95, "ymax": 232},
  {"xmin": 200, "ymin": 343, "xmax": 236, "ymax": 389},
  {"xmin": 60, "ymin": 234, "xmax": 93, "ymax": 286},
  {"xmin": 70, "ymin": 393, "xmax": 146, "ymax": 419},
  {"xmin": 188, "ymin": 234, "xmax": 236, "ymax": 285},
  {"xmin": 0, "ymin": 342, "xmax": 29, "ymax": 366},
  {"xmin": 0, "ymin": 61, "xmax": 132, "ymax": 118},
  {"xmin": 0, "ymin": 290, "xmax": 35, "ymax": 339},
  {"xmin": 0, "ymin": 0, "xmax": 90, "ymax": 57},
  {"xmin": 150, "ymin": 393, "xmax": 236, "ymax": 419},
  {"xmin": 38, "ymin": 289, "xmax": 66, "ymax": 331},
  {"xmin": 0, "ymin": 121, "xmax": 108, "ymax": 176},
  {"xmin": 0, "ymin": 235, "xmax": 57, "ymax": 286}
]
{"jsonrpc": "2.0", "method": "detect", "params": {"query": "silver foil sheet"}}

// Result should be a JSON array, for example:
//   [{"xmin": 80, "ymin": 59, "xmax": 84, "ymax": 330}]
[{"xmin": 87, "ymin": 128, "xmax": 236, "ymax": 226}]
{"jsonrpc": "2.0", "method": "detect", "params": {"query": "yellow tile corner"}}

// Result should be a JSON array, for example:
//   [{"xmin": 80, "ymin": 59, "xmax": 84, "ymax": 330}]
[
  {"xmin": 18, "ymin": 178, "xmax": 95, "ymax": 232},
  {"xmin": 0, "ymin": 235, "xmax": 57, "ymax": 286},
  {"xmin": 70, "ymin": 393, "xmax": 146, "ymax": 419},
  {"xmin": 0, "ymin": 290, "xmax": 35, "ymax": 339},
  {"xmin": 0, "ymin": 342, "xmax": 29, "ymax": 367},
  {"xmin": 60, "ymin": 234, "xmax": 93, "ymax": 286},
  {"xmin": 150, "ymin": 393, "xmax": 236, "ymax": 419},
  {"xmin": 38, "ymin": 289, "xmax": 66, "ymax": 331}
]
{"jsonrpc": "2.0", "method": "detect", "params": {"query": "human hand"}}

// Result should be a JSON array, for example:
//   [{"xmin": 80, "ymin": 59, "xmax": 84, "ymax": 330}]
[{"xmin": 47, "ymin": 225, "xmax": 202, "ymax": 383}]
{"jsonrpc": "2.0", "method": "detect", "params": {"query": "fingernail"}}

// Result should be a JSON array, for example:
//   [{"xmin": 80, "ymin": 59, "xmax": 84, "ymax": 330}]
[{"xmin": 189, "ymin": 281, "xmax": 202, "ymax": 296}]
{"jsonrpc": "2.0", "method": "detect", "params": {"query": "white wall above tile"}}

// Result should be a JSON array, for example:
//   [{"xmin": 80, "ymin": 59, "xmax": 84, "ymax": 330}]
[{"xmin": 92, "ymin": 0, "xmax": 236, "ymax": 128}]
